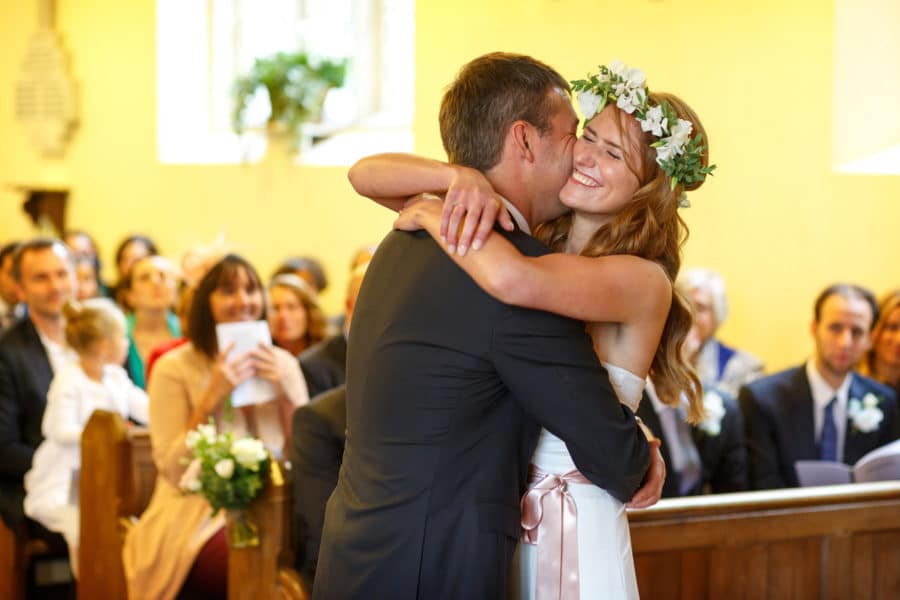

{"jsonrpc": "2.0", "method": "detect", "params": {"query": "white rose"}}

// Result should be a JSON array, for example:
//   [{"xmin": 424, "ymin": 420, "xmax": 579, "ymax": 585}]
[
  {"xmin": 639, "ymin": 105, "xmax": 667, "ymax": 137},
  {"xmin": 185, "ymin": 430, "xmax": 201, "ymax": 449},
  {"xmin": 577, "ymin": 90, "xmax": 603, "ymax": 120},
  {"xmin": 698, "ymin": 391, "xmax": 726, "ymax": 436},
  {"xmin": 214, "ymin": 458, "xmax": 235, "ymax": 479},
  {"xmin": 854, "ymin": 407, "xmax": 883, "ymax": 433},
  {"xmin": 863, "ymin": 393, "xmax": 879, "ymax": 409},
  {"xmin": 231, "ymin": 438, "xmax": 267, "ymax": 471},
  {"xmin": 179, "ymin": 458, "xmax": 203, "ymax": 493},
  {"xmin": 197, "ymin": 424, "xmax": 217, "ymax": 444}
]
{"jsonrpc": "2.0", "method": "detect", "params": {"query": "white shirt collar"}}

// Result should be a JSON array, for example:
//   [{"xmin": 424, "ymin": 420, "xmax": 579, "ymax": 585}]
[
  {"xmin": 497, "ymin": 196, "xmax": 531, "ymax": 235},
  {"xmin": 805, "ymin": 358, "xmax": 852, "ymax": 461}
]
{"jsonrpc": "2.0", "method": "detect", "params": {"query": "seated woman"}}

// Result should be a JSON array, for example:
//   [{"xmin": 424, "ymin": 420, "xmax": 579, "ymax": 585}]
[
  {"xmin": 267, "ymin": 274, "xmax": 330, "ymax": 358},
  {"xmin": 860, "ymin": 289, "xmax": 900, "ymax": 395},
  {"xmin": 122, "ymin": 254, "xmax": 309, "ymax": 600},
  {"xmin": 120, "ymin": 255, "xmax": 181, "ymax": 389},
  {"xmin": 24, "ymin": 298, "xmax": 148, "ymax": 576},
  {"xmin": 112, "ymin": 234, "xmax": 159, "ymax": 306}
]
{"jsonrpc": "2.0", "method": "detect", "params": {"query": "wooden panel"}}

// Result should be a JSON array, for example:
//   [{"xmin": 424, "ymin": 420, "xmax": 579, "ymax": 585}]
[
  {"xmin": 0, "ymin": 520, "xmax": 26, "ymax": 600},
  {"xmin": 631, "ymin": 483, "xmax": 900, "ymax": 600},
  {"xmin": 873, "ymin": 530, "xmax": 900, "ymax": 600}
]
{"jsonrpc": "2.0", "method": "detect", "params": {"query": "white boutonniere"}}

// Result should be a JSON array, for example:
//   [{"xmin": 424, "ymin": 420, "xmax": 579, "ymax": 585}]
[
  {"xmin": 698, "ymin": 389, "xmax": 726, "ymax": 436},
  {"xmin": 847, "ymin": 393, "xmax": 884, "ymax": 433}
]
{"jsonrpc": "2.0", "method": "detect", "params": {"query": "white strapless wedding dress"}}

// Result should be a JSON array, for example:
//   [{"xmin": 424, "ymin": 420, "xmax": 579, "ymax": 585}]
[{"xmin": 512, "ymin": 363, "xmax": 644, "ymax": 600}]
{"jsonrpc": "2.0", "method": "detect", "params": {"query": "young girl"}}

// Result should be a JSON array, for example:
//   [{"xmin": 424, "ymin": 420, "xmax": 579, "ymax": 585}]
[{"xmin": 24, "ymin": 298, "xmax": 149, "ymax": 576}]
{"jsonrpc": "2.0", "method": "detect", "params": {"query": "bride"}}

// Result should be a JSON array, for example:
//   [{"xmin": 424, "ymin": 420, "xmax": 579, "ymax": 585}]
[{"xmin": 350, "ymin": 61, "xmax": 713, "ymax": 599}]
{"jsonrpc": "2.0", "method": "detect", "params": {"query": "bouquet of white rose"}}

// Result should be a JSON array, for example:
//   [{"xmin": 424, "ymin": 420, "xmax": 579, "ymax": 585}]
[{"xmin": 180, "ymin": 421, "xmax": 270, "ymax": 546}]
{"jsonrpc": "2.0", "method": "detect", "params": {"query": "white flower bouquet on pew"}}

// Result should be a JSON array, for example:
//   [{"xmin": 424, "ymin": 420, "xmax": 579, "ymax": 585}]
[{"xmin": 179, "ymin": 420, "xmax": 269, "ymax": 547}]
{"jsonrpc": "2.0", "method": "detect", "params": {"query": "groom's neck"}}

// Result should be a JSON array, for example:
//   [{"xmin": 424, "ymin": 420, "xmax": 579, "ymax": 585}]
[{"xmin": 484, "ymin": 168, "xmax": 536, "ymax": 231}]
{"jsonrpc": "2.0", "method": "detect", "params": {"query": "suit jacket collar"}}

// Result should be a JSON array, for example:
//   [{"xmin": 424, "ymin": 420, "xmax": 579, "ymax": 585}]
[{"xmin": 498, "ymin": 196, "xmax": 531, "ymax": 235}]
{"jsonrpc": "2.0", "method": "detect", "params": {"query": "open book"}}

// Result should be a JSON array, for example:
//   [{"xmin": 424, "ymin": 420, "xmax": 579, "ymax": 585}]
[{"xmin": 795, "ymin": 439, "xmax": 900, "ymax": 486}]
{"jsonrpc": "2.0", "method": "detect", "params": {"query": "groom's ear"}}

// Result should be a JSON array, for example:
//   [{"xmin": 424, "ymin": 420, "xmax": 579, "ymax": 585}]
[{"xmin": 509, "ymin": 120, "xmax": 536, "ymax": 163}]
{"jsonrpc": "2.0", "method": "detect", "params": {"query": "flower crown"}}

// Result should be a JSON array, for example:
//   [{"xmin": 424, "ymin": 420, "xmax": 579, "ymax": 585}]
[{"xmin": 570, "ymin": 61, "xmax": 716, "ymax": 204}]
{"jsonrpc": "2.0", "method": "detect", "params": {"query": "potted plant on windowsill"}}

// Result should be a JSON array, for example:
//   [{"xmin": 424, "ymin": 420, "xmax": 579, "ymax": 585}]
[{"xmin": 231, "ymin": 52, "xmax": 348, "ymax": 155}]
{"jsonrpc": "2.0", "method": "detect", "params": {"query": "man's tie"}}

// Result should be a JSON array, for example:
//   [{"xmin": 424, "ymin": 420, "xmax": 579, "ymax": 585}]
[
  {"xmin": 661, "ymin": 405, "xmax": 702, "ymax": 495},
  {"xmin": 819, "ymin": 397, "xmax": 838, "ymax": 462}
]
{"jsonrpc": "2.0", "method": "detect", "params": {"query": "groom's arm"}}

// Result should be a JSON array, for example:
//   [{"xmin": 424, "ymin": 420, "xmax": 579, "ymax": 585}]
[{"xmin": 492, "ymin": 304, "xmax": 651, "ymax": 503}]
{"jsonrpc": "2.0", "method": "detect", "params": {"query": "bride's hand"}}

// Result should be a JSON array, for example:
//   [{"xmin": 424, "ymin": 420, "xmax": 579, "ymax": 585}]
[
  {"xmin": 626, "ymin": 446, "xmax": 666, "ymax": 509},
  {"xmin": 441, "ymin": 165, "xmax": 513, "ymax": 256},
  {"xmin": 394, "ymin": 194, "xmax": 443, "ymax": 232}
]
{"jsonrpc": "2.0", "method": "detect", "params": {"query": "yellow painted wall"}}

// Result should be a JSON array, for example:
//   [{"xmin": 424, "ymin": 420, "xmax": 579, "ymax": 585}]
[{"xmin": 2, "ymin": 0, "xmax": 899, "ymax": 371}]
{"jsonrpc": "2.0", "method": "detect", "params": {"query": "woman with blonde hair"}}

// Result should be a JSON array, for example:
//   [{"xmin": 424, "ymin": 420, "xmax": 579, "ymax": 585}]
[
  {"xmin": 349, "ymin": 60, "xmax": 714, "ymax": 598},
  {"xmin": 267, "ymin": 274, "xmax": 330, "ymax": 357},
  {"xmin": 860, "ymin": 290, "xmax": 900, "ymax": 394}
]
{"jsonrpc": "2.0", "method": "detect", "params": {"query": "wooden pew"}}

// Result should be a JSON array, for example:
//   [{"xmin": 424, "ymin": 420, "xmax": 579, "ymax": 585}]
[
  {"xmin": 79, "ymin": 409, "xmax": 305, "ymax": 600},
  {"xmin": 630, "ymin": 482, "xmax": 900, "ymax": 599},
  {"xmin": 79, "ymin": 410, "xmax": 155, "ymax": 600}
]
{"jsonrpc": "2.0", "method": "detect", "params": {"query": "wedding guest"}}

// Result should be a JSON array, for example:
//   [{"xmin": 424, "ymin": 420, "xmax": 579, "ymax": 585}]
[
  {"xmin": 24, "ymin": 298, "xmax": 148, "ymax": 576},
  {"xmin": 267, "ymin": 274, "xmax": 330, "ymax": 358},
  {"xmin": 0, "ymin": 242, "xmax": 22, "ymax": 330},
  {"xmin": 741, "ymin": 284, "xmax": 899, "ymax": 489},
  {"xmin": 120, "ymin": 255, "xmax": 181, "ymax": 389},
  {"xmin": 637, "ymin": 383, "xmax": 747, "ymax": 497},
  {"xmin": 272, "ymin": 256, "xmax": 328, "ymax": 295},
  {"xmin": 299, "ymin": 261, "xmax": 368, "ymax": 398},
  {"xmin": 64, "ymin": 229, "xmax": 109, "ymax": 298},
  {"xmin": 859, "ymin": 290, "xmax": 900, "ymax": 395},
  {"xmin": 112, "ymin": 234, "xmax": 158, "ymax": 306},
  {"xmin": 0, "ymin": 239, "xmax": 78, "ymax": 532},
  {"xmin": 123, "ymin": 254, "xmax": 308, "ymax": 600},
  {"xmin": 676, "ymin": 267, "xmax": 764, "ymax": 396},
  {"xmin": 74, "ymin": 257, "xmax": 101, "ymax": 301}
]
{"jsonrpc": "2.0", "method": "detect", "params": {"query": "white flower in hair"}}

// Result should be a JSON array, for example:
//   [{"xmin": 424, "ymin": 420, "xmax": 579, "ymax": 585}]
[
  {"xmin": 615, "ymin": 87, "xmax": 642, "ymax": 114},
  {"xmin": 608, "ymin": 59, "xmax": 626, "ymax": 77},
  {"xmin": 623, "ymin": 66, "xmax": 645, "ymax": 89},
  {"xmin": 668, "ymin": 119, "xmax": 694, "ymax": 151},
  {"xmin": 640, "ymin": 105, "xmax": 668, "ymax": 137},
  {"xmin": 655, "ymin": 141, "xmax": 677, "ymax": 164},
  {"xmin": 577, "ymin": 90, "xmax": 603, "ymax": 119}
]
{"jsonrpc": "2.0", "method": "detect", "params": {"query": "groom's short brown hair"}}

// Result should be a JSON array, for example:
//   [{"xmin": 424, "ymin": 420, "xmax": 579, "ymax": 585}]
[{"xmin": 439, "ymin": 52, "xmax": 569, "ymax": 172}]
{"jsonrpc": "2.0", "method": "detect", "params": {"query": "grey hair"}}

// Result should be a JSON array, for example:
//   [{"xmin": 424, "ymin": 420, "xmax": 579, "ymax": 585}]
[{"xmin": 676, "ymin": 267, "xmax": 729, "ymax": 326}]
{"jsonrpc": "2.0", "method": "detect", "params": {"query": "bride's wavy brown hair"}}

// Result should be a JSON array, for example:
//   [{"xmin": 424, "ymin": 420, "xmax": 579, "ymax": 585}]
[{"xmin": 535, "ymin": 91, "xmax": 710, "ymax": 423}]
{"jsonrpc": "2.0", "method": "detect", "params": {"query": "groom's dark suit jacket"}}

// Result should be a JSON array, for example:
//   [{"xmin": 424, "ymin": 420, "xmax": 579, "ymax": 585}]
[
  {"xmin": 0, "ymin": 317, "xmax": 54, "ymax": 527},
  {"xmin": 636, "ymin": 388, "xmax": 747, "ymax": 497},
  {"xmin": 739, "ymin": 365, "xmax": 898, "ymax": 490},
  {"xmin": 313, "ymin": 228, "xmax": 650, "ymax": 600}
]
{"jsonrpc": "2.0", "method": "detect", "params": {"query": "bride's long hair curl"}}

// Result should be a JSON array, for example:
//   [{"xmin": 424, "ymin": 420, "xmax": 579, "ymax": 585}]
[{"xmin": 535, "ymin": 91, "xmax": 710, "ymax": 422}]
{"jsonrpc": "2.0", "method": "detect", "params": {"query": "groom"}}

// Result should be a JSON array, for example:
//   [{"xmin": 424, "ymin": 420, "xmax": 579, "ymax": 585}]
[{"xmin": 314, "ymin": 53, "xmax": 660, "ymax": 599}]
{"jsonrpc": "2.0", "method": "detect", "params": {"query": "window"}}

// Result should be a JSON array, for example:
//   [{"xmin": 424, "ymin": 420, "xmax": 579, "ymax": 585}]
[{"xmin": 157, "ymin": 0, "xmax": 414, "ymax": 165}]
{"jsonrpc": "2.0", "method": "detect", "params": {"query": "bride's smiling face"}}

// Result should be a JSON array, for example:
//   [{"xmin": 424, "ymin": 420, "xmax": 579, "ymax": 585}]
[{"xmin": 559, "ymin": 105, "xmax": 643, "ymax": 218}]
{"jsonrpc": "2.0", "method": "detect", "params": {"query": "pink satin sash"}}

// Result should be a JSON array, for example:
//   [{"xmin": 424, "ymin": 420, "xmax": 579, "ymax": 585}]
[{"xmin": 520, "ymin": 465, "xmax": 592, "ymax": 600}]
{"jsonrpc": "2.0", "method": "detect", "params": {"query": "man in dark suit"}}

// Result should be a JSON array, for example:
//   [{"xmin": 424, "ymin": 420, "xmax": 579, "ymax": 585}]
[
  {"xmin": 314, "ymin": 53, "xmax": 660, "ymax": 600},
  {"xmin": 290, "ymin": 384, "xmax": 347, "ymax": 592},
  {"xmin": 637, "ymin": 383, "xmax": 747, "ymax": 497},
  {"xmin": 0, "ymin": 239, "xmax": 76, "ymax": 529},
  {"xmin": 298, "ymin": 263, "xmax": 367, "ymax": 399},
  {"xmin": 741, "ymin": 284, "xmax": 899, "ymax": 490}
]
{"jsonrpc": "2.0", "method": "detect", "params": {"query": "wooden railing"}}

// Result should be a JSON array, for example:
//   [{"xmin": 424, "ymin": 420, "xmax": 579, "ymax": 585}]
[{"xmin": 630, "ymin": 482, "xmax": 900, "ymax": 599}]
